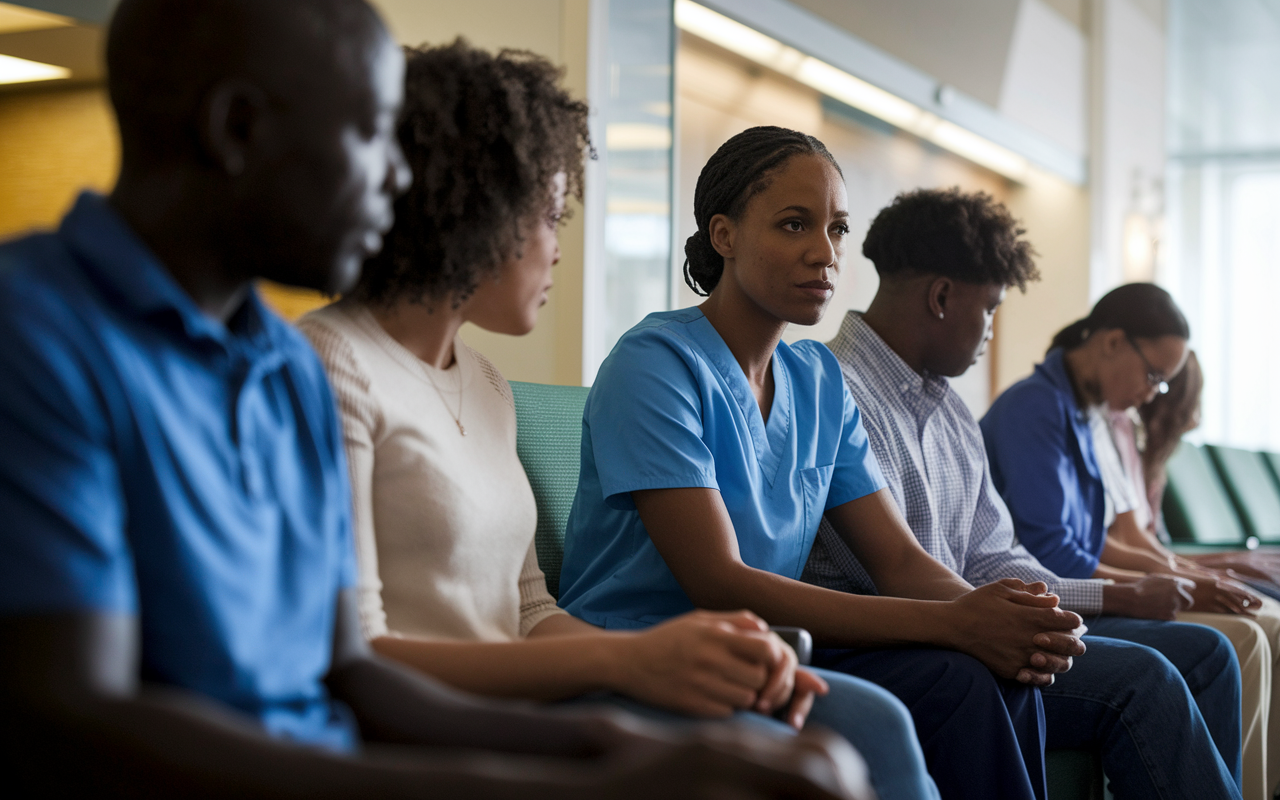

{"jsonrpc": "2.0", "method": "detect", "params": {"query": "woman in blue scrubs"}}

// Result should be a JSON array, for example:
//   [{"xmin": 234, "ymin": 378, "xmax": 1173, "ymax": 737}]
[{"xmin": 559, "ymin": 126, "xmax": 1086, "ymax": 800}]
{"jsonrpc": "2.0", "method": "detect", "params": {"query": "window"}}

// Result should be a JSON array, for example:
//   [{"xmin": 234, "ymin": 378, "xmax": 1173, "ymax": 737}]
[{"xmin": 1166, "ymin": 0, "xmax": 1280, "ymax": 450}]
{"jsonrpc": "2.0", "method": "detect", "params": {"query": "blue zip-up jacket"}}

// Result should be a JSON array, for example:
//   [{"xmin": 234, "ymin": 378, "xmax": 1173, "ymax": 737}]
[{"xmin": 979, "ymin": 348, "xmax": 1107, "ymax": 579}]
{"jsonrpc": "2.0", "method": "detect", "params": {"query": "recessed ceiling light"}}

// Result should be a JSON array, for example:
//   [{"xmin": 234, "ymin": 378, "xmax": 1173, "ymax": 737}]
[{"xmin": 0, "ymin": 52, "xmax": 70, "ymax": 85}]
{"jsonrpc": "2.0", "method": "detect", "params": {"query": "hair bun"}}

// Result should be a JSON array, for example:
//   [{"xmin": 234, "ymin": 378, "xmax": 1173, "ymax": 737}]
[{"xmin": 683, "ymin": 229, "xmax": 723, "ymax": 296}]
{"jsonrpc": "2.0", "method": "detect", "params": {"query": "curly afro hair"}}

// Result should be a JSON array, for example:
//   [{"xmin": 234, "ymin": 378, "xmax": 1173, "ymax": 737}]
[
  {"xmin": 861, "ymin": 188, "xmax": 1039, "ymax": 291},
  {"xmin": 356, "ymin": 38, "xmax": 592, "ymax": 306}
]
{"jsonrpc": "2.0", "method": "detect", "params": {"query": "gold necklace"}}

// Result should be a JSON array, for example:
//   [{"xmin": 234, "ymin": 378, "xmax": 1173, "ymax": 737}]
[{"xmin": 421, "ymin": 358, "xmax": 466, "ymax": 436}]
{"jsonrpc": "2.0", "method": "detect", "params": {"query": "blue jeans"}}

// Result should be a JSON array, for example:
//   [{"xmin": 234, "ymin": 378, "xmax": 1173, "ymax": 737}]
[
  {"xmin": 1095, "ymin": 618, "xmax": 1244, "ymax": 782},
  {"xmin": 567, "ymin": 667, "xmax": 939, "ymax": 800},
  {"xmin": 1041, "ymin": 631, "xmax": 1241, "ymax": 799},
  {"xmin": 813, "ymin": 647, "xmax": 1046, "ymax": 800}
]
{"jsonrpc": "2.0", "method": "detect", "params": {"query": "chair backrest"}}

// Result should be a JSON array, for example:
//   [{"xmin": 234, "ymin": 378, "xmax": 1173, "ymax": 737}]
[
  {"xmin": 1206, "ymin": 445, "xmax": 1280, "ymax": 543},
  {"xmin": 1266, "ymin": 452, "xmax": 1280, "ymax": 492},
  {"xmin": 1162, "ymin": 442, "xmax": 1247, "ymax": 545},
  {"xmin": 509, "ymin": 381, "xmax": 590, "ymax": 600}
]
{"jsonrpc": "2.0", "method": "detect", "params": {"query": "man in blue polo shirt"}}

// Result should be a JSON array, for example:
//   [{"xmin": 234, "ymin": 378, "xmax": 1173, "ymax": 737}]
[{"xmin": 0, "ymin": 1, "xmax": 865, "ymax": 797}]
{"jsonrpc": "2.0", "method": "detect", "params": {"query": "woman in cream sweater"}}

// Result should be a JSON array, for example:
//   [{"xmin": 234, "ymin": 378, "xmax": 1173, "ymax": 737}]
[{"xmin": 301, "ymin": 40, "xmax": 937, "ymax": 800}]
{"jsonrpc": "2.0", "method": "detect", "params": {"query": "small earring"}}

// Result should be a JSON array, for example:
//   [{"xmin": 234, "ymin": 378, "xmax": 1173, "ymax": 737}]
[{"xmin": 938, "ymin": 312, "xmax": 945, "ymax": 319}]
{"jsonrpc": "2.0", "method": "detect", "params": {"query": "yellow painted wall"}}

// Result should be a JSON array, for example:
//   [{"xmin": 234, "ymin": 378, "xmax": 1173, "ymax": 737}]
[
  {"xmin": 998, "ymin": 168, "xmax": 1093, "ymax": 394},
  {"xmin": 0, "ymin": 85, "xmax": 118, "ymax": 241},
  {"xmin": 0, "ymin": 3, "xmax": 595, "ymax": 388}
]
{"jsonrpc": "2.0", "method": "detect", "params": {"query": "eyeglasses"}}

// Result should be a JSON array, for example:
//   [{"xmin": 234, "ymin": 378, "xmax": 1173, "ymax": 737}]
[{"xmin": 1126, "ymin": 334, "xmax": 1169, "ymax": 395}]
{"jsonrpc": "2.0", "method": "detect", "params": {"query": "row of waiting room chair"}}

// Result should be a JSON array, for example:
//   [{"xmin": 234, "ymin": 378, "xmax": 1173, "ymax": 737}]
[
  {"xmin": 1165, "ymin": 444, "xmax": 1280, "ymax": 549},
  {"xmin": 507, "ymin": 384, "xmax": 1278, "ymax": 799}
]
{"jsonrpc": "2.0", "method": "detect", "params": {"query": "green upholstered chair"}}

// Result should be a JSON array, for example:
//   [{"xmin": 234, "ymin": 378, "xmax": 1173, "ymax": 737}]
[
  {"xmin": 1206, "ymin": 445, "xmax": 1280, "ymax": 544},
  {"xmin": 510, "ymin": 380, "xmax": 589, "ymax": 600},
  {"xmin": 509, "ymin": 380, "xmax": 1104, "ymax": 799},
  {"xmin": 1163, "ymin": 442, "xmax": 1250, "ymax": 548}
]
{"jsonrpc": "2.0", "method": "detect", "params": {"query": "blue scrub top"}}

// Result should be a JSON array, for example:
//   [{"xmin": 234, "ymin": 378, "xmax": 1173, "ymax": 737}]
[
  {"xmin": 979, "ymin": 348, "xmax": 1107, "ymax": 579},
  {"xmin": 559, "ymin": 308, "xmax": 887, "ymax": 629},
  {"xmin": 0, "ymin": 194, "xmax": 359, "ymax": 752}
]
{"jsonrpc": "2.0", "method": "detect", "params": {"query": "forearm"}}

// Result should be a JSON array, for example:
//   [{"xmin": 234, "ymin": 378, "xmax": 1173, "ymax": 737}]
[
  {"xmin": 1094, "ymin": 562, "xmax": 1146, "ymax": 582},
  {"xmin": 681, "ymin": 561, "xmax": 959, "ymax": 649},
  {"xmin": 865, "ymin": 546, "xmax": 973, "ymax": 601},
  {"xmin": 1100, "ymin": 537, "xmax": 1173, "ymax": 574},
  {"xmin": 370, "ymin": 626, "xmax": 624, "ymax": 702},
  {"xmin": 9, "ymin": 683, "xmax": 598, "ymax": 800},
  {"xmin": 329, "ymin": 652, "xmax": 625, "ymax": 757}
]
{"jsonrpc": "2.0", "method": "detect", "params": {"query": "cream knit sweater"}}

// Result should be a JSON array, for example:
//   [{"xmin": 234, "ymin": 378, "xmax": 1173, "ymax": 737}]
[{"xmin": 299, "ymin": 300, "xmax": 564, "ymax": 642}]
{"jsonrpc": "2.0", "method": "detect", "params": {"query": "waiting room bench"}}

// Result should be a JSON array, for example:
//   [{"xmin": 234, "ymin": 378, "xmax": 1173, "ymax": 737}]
[{"xmin": 509, "ymin": 380, "xmax": 1105, "ymax": 800}]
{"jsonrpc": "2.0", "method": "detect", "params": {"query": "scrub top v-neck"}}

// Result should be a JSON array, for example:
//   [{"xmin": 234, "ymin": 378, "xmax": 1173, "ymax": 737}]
[{"xmin": 559, "ymin": 307, "xmax": 886, "ymax": 630}]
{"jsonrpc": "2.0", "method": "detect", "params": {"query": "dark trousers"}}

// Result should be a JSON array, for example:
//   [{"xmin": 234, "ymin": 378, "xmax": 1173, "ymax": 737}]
[
  {"xmin": 1081, "ymin": 617, "xmax": 1244, "ymax": 793},
  {"xmin": 1041, "ymin": 632, "xmax": 1241, "ymax": 800},
  {"xmin": 813, "ymin": 647, "xmax": 1045, "ymax": 800}
]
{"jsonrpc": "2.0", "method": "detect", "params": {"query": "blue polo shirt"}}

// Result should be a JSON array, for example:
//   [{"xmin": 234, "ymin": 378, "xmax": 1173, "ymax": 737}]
[
  {"xmin": 559, "ymin": 308, "xmax": 886, "ymax": 629},
  {"xmin": 0, "ymin": 193, "xmax": 359, "ymax": 752},
  {"xmin": 979, "ymin": 348, "xmax": 1107, "ymax": 579}
]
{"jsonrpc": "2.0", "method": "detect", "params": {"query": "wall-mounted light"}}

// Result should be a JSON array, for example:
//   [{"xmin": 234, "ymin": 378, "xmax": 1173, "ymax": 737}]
[
  {"xmin": 0, "ymin": 52, "xmax": 70, "ymax": 85},
  {"xmin": 1122, "ymin": 171, "xmax": 1162, "ymax": 282},
  {"xmin": 674, "ymin": 0, "xmax": 1032, "ymax": 182}
]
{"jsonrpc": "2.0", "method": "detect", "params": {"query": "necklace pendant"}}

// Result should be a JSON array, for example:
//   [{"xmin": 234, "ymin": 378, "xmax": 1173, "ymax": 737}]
[{"xmin": 457, "ymin": 420, "xmax": 467, "ymax": 436}]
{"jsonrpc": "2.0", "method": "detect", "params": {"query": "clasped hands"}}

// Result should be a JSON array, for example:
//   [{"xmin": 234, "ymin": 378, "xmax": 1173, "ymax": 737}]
[
  {"xmin": 621, "ymin": 609, "xmax": 827, "ymax": 729},
  {"xmin": 949, "ymin": 578, "xmax": 1087, "ymax": 686}
]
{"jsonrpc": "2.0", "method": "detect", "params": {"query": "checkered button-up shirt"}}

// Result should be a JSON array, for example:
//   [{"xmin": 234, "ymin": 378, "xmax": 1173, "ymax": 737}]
[{"xmin": 800, "ymin": 311, "xmax": 1105, "ymax": 615}]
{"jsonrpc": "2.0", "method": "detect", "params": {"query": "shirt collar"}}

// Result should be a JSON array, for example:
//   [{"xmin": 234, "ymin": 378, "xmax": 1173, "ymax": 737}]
[
  {"xmin": 60, "ymin": 192, "xmax": 281, "ymax": 354},
  {"xmin": 829, "ymin": 311, "xmax": 949, "ymax": 413},
  {"xmin": 1037, "ymin": 348, "xmax": 1086, "ymax": 420}
]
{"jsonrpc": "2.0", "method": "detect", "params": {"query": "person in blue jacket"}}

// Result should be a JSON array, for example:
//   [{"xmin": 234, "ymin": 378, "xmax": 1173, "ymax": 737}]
[
  {"xmin": 981, "ymin": 283, "xmax": 1249, "ymax": 792},
  {"xmin": 559, "ymin": 125, "xmax": 1089, "ymax": 800}
]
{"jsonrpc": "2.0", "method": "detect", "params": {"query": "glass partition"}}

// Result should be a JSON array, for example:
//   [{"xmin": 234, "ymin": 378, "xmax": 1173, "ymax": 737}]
[{"xmin": 584, "ymin": 0, "xmax": 675, "ymax": 382}]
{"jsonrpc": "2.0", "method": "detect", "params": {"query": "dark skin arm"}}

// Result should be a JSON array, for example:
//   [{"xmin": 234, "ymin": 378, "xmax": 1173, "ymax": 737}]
[
  {"xmin": 634, "ymin": 487, "xmax": 1084, "ymax": 685},
  {"xmin": 0, "ymin": 590, "xmax": 867, "ymax": 799},
  {"xmin": 1097, "ymin": 513, "xmax": 1259, "ymax": 617}
]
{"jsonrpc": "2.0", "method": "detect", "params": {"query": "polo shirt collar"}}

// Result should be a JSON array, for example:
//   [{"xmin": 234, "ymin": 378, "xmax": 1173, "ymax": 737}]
[{"xmin": 60, "ymin": 192, "xmax": 280, "ymax": 354}]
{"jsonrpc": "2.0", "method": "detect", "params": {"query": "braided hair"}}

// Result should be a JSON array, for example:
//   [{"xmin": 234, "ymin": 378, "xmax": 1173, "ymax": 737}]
[
  {"xmin": 1048, "ymin": 283, "xmax": 1190, "ymax": 353},
  {"xmin": 683, "ymin": 126, "xmax": 841, "ymax": 296}
]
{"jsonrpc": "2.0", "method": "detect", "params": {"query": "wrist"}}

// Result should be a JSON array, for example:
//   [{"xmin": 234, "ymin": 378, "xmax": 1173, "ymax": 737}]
[
  {"xmin": 595, "ymin": 632, "xmax": 637, "ymax": 694},
  {"xmin": 928, "ymin": 600, "xmax": 966, "ymax": 651},
  {"xmin": 1101, "ymin": 583, "xmax": 1131, "ymax": 615}
]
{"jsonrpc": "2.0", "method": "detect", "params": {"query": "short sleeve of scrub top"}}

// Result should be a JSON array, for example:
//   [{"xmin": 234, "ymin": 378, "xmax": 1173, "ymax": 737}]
[{"xmin": 558, "ymin": 308, "xmax": 886, "ymax": 629}]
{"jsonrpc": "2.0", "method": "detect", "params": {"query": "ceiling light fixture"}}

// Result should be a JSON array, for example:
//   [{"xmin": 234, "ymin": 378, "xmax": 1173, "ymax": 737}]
[
  {"xmin": 675, "ymin": 0, "xmax": 1031, "ymax": 182},
  {"xmin": 0, "ymin": 52, "xmax": 70, "ymax": 85}
]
